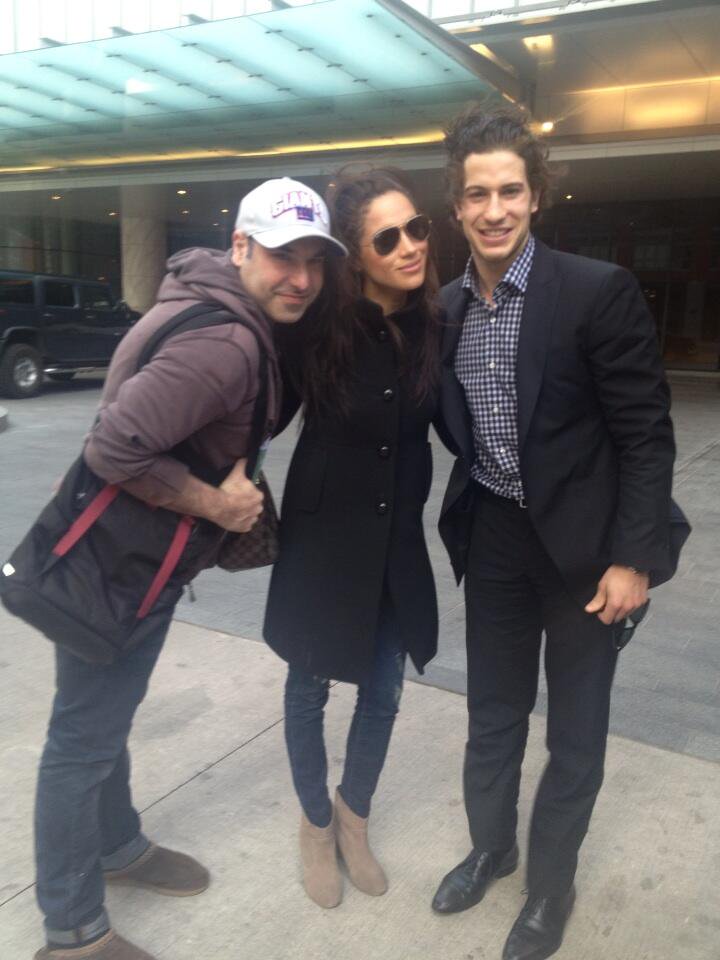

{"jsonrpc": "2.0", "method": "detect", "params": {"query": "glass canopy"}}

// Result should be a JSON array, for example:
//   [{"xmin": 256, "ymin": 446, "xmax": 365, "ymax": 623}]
[{"xmin": 0, "ymin": 0, "xmax": 515, "ymax": 175}]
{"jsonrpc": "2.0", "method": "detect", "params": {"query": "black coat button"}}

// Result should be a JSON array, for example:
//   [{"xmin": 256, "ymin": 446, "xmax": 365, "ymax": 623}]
[
  {"xmin": 376, "ymin": 501, "xmax": 388, "ymax": 515},
  {"xmin": 382, "ymin": 388, "xmax": 395, "ymax": 401},
  {"xmin": 377, "ymin": 328, "xmax": 389, "ymax": 342},
  {"xmin": 378, "ymin": 444, "xmax": 390, "ymax": 459}
]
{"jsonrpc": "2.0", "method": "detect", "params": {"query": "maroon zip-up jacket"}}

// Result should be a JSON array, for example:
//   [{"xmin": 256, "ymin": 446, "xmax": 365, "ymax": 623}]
[{"xmin": 84, "ymin": 247, "xmax": 280, "ymax": 505}]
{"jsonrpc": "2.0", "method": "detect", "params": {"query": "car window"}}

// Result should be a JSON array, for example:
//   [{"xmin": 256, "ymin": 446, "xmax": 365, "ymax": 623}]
[
  {"xmin": 43, "ymin": 280, "xmax": 76, "ymax": 308},
  {"xmin": 0, "ymin": 277, "xmax": 34, "ymax": 305},
  {"xmin": 80, "ymin": 285, "xmax": 113, "ymax": 309}
]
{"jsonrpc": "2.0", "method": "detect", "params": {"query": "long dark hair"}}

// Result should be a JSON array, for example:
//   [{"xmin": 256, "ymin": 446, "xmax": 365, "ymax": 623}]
[{"xmin": 295, "ymin": 167, "xmax": 441, "ymax": 418}]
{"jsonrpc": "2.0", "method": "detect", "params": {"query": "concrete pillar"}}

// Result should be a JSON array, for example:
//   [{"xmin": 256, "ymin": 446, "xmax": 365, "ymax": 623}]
[{"xmin": 120, "ymin": 185, "xmax": 167, "ymax": 314}]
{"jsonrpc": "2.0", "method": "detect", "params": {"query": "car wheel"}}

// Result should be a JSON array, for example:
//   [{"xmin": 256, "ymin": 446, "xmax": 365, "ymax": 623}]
[
  {"xmin": 47, "ymin": 371, "xmax": 76, "ymax": 382},
  {"xmin": 0, "ymin": 343, "xmax": 44, "ymax": 398}
]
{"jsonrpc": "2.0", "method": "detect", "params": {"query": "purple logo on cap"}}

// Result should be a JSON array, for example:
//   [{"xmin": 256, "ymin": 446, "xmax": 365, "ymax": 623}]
[{"xmin": 271, "ymin": 189, "xmax": 325, "ymax": 225}]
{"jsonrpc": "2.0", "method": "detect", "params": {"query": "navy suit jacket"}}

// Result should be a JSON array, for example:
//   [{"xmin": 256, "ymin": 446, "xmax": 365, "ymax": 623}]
[{"xmin": 438, "ymin": 239, "xmax": 686, "ymax": 603}]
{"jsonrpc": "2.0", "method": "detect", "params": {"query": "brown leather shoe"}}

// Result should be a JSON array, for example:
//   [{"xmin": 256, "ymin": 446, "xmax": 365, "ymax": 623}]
[
  {"xmin": 334, "ymin": 789, "xmax": 388, "ymax": 896},
  {"xmin": 103, "ymin": 843, "xmax": 209, "ymax": 897},
  {"xmin": 34, "ymin": 929, "xmax": 157, "ymax": 959}
]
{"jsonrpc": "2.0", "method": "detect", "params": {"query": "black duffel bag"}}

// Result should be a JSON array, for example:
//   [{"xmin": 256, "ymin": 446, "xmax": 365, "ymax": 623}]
[
  {"xmin": 0, "ymin": 454, "xmax": 216, "ymax": 663},
  {"xmin": 0, "ymin": 303, "xmax": 272, "ymax": 664}
]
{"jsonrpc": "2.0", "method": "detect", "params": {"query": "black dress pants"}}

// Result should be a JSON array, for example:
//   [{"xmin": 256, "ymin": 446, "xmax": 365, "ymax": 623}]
[{"xmin": 463, "ymin": 485, "xmax": 618, "ymax": 896}]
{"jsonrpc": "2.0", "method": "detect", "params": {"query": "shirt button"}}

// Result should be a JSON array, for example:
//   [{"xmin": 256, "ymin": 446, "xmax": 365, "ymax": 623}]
[
  {"xmin": 490, "ymin": 317, "xmax": 497, "ymax": 324},
  {"xmin": 376, "ymin": 500, "xmax": 389, "ymax": 516},
  {"xmin": 377, "ymin": 328, "xmax": 389, "ymax": 342},
  {"xmin": 500, "ymin": 446, "xmax": 506, "ymax": 453},
  {"xmin": 493, "ymin": 405, "xmax": 500, "ymax": 414},
  {"xmin": 488, "ymin": 361, "xmax": 496, "ymax": 370},
  {"xmin": 382, "ymin": 388, "xmax": 395, "ymax": 401},
  {"xmin": 378, "ymin": 444, "xmax": 391, "ymax": 459}
]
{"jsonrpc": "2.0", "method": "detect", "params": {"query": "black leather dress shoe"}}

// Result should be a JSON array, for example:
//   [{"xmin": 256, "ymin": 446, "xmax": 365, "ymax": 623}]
[
  {"xmin": 431, "ymin": 843, "xmax": 519, "ymax": 914},
  {"xmin": 502, "ymin": 887, "xmax": 576, "ymax": 960}
]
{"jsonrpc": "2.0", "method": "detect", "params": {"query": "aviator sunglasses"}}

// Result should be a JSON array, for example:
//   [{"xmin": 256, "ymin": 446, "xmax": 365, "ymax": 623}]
[{"xmin": 369, "ymin": 214, "xmax": 431, "ymax": 257}]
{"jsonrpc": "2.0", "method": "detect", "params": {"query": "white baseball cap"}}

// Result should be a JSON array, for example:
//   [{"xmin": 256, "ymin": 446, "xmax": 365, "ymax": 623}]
[{"xmin": 235, "ymin": 177, "xmax": 348, "ymax": 257}]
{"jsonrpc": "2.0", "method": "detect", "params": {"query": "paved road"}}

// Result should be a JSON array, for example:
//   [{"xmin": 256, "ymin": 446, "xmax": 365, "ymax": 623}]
[{"xmin": 1, "ymin": 373, "xmax": 718, "ymax": 761}]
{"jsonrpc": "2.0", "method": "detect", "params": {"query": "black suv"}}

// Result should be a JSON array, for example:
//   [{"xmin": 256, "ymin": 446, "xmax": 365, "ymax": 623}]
[{"xmin": 0, "ymin": 271, "xmax": 140, "ymax": 399}]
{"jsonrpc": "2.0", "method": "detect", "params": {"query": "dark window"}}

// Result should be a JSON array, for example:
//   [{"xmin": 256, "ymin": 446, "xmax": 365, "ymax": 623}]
[
  {"xmin": 633, "ymin": 229, "xmax": 672, "ymax": 271},
  {"xmin": 80, "ymin": 285, "xmax": 112, "ymax": 309},
  {"xmin": 43, "ymin": 281, "xmax": 76, "ymax": 308},
  {"xmin": 0, "ymin": 278, "xmax": 34, "ymax": 304},
  {"xmin": 702, "ymin": 286, "xmax": 720, "ymax": 342},
  {"xmin": 710, "ymin": 228, "xmax": 720, "ymax": 273}
]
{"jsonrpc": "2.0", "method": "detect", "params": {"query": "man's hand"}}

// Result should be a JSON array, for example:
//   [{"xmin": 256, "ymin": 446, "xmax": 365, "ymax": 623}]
[
  {"xmin": 214, "ymin": 458, "xmax": 264, "ymax": 533},
  {"xmin": 144, "ymin": 458, "xmax": 264, "ymax": 532},
  {"xmin": 585, "ymin": 565, "xmax": 650, "ymax": 625}
]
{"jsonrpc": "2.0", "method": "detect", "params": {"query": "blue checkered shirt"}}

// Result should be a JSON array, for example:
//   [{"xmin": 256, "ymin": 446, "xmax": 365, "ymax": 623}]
[{"xmin": 454, "ymin": 235, "xmax": 535, "ymax": 501}]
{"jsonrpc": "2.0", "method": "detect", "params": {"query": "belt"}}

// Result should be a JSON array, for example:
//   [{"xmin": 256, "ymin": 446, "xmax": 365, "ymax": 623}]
[{"xmin": 474, "ymin": 482, "xmax": 528, "ymax": 510}]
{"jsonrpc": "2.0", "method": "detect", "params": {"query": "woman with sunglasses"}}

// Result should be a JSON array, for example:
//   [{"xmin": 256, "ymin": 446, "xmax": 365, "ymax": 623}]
[{"xmin": 264, "ymin": 168, "xmax": 441, "ymax": 908}]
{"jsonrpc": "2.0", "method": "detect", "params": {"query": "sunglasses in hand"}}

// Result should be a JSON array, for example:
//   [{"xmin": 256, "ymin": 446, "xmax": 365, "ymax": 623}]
[
  {"xmin": 368, "ymin": 214, "xmax": 431, "ymax": 257},
  {"xmin": 612, "ymin": 599, "xmax": 650, "ymax": 651}
]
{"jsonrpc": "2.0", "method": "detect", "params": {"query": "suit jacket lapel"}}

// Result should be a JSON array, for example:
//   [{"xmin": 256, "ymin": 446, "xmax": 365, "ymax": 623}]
[
  {"xmin": 516, "ymin": 240, "xmax": 559, "ymax": 453},
  {"xmin": 439, "ymin": 279, "xmax": 475, "ymax": 463}
]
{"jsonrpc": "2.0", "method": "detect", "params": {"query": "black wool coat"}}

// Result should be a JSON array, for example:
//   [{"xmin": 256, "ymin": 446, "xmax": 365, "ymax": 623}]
[{"xmin": 263, "ymin": 298, "xmax": 439, "ymax": 685}]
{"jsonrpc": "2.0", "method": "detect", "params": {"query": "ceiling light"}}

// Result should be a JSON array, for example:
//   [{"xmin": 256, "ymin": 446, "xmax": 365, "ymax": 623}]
[
  {"xmin": 51, "ymin": 194, "xmax": 62, "ymax": 200},
  {"xmin": 221, "ymin": 208, "xmax": 229, "ymax": 214},
  {"xmin": 522, "ymin": 34, "xmax": 554, "ymax": 55},
  {"xmin": 213, "ymin": 222, "xmax": 219, "ymax": 226},
  {"xmin": 565, "ymin": 194, "xmax": 573, "ymax": 200},
  {"xmin": 181, "ymin": 209, "xmax": 190, "ymax": 214},
  {"xmin": 0, "ymin": 164, "xmax": 54, "ymax": 174},
  {"xmin": 125, "ymin": 77, "xmax": 152, "ymax": 95},
  {"xmin": 177, "ymin": 189, "xmax": 187, "ymax": 195},
  {"xmin": 24, "ymin": 133, "xmax": 447, "ymax": 176},
  {"xmin": 108, "ymin": 210, "xmax": 117, "ymax": 216},
  {"xmin": 540, "ymin": 121, "xmax": 554, "ymax": 133}
]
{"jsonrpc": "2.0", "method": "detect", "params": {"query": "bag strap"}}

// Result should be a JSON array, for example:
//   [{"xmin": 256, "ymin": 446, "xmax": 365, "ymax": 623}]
[
  {"xmin": 136, "ymin": 304, "xmax": 236, "ymax": 370},
  {"xmin": 52, "ymin": 484, "xmax": 121, "ymax": 557},
  {"xmin": 136, "ymin": 515, "xmax": 195, "ymax": 619}
]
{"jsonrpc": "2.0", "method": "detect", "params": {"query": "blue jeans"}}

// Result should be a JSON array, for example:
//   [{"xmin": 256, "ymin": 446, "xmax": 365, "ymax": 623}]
[
  {"xmin": 34, "ymin": 611, "xmax": 171, "ymax": 945},
  {"xmin": 284, "ymin": 613, "xmax": 406, "ymax": 827}
]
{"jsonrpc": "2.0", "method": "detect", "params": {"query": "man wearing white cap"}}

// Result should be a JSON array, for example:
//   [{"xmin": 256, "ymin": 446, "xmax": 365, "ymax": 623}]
[
  {"xmin": 33, "ymin": 178, "xmax": 345, "ymax": 960},
  {"xmin": 232, "ymin": 177, "xmax": 348, "ymax": 324}
]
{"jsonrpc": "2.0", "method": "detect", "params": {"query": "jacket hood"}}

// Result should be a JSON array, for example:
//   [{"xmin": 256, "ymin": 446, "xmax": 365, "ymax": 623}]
[{"xmin": 157, "ymin": 246, "xmax": 274, "ymax": 347}]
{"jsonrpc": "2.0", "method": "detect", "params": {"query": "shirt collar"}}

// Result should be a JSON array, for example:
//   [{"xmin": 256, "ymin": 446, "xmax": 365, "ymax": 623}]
[{"xmin": 462, "ymin": 234, "xmax": 536, "ymax": 301}]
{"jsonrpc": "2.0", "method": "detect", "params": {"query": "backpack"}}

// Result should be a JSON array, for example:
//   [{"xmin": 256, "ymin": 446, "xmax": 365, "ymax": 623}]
[{"xmin": 0, "ymin": 303, "xmax": 274, "ymax": 664}]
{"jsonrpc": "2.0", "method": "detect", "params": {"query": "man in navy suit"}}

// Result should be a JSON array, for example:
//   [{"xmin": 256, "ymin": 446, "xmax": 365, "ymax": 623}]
[{"xmin": 431, "ymin": 104, "xmax": 678, "ymax": 960}]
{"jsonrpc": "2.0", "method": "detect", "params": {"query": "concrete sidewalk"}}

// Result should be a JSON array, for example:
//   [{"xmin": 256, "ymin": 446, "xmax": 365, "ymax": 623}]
[{"xmin": 1, "ymin": 615, "xmax": 718, "ymax": 960}]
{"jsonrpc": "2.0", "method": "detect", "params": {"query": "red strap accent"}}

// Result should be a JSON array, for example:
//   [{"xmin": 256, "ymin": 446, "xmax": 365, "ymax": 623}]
[
  {"xmin": 52, "ymin": 485, "xmax": 120, "ymax": 557},
  {"xmin": 136, "ymin": 515, "xmax": 194, "ymax": 620}
]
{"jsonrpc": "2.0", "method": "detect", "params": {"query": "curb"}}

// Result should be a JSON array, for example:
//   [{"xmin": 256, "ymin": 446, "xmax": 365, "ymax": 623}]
[{"xmin": 0, "ymin": 406, "xmax": 7, "ymax": 434}]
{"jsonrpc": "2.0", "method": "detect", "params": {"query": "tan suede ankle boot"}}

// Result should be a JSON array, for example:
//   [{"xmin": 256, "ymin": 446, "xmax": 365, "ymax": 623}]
[
  {"xmin": 299, "ymin": 811, "xmax": 342, "ymax": 908},
  {"xmin": 334, "ymin": 789, "xmax": 388, "ymax": 896}
]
